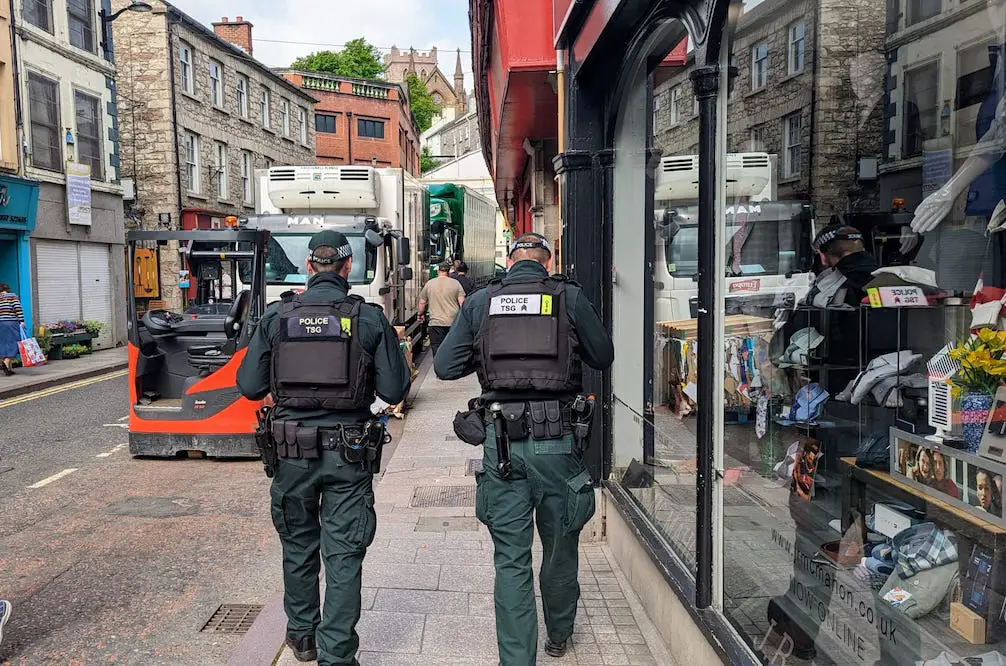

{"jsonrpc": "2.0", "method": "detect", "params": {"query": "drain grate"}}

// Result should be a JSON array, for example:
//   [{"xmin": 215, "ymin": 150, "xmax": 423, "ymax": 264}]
[
  {"xmin": 466, "ymin": 459, "xmax": 483, "ymax": 476},
  {"xmin": 411, "ymin": 485, "xmax": 476, "ymax": 508},
  {"xmin": 200, "ymin": 604, "xmax": 263, "ymax": 634}
]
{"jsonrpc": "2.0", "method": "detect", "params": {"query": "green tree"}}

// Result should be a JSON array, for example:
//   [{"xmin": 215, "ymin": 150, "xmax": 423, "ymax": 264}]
[
  {"xmin": 420, "ymin": 146, "xmax": 441, "ymax": 174},
  {"xmin": 406, "ymin": 73, "xmax": 439, "ymax": 133},
  {"xmin": 291, "ymin": 38, "xmax": 385, "ymax": 80}
]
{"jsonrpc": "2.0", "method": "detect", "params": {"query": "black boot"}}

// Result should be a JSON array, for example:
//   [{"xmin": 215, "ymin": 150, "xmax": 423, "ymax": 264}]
[
  {"xmin": 285, "ymin": 634, "xmax": 318, "ymax": 662},
  {"xmin": 1, "ymin": 364, "xmax": 12, "ymax": 376},
  {"xmin": 545, "ymin": 637, "xmax": 570, "ymax": 658}
]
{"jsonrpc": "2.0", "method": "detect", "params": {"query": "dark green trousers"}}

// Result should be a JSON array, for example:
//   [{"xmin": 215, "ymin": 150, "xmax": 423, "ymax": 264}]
[
  {"xmin": 270, "ymin": 449, "xmax": 376, "ymax": 666},
  {"xmin": 475, "ymin": 424, "xmax": 596, "ymax": 666}
]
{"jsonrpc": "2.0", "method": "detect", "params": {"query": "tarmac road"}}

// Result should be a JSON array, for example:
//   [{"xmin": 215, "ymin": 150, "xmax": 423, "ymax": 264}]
[{"xmin": 0, "ymin": 373, "xmax": 282, "ymax": 665}]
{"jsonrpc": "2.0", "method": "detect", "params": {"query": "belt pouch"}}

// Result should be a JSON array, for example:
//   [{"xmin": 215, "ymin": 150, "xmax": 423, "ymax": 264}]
[
  {"xmin": 544, "ymin": 400, "xmax": 563, "ymax": 439},
  {"xmin": 285, "ymin": 421, "xmax": 301, "ymax": 459},
  {"xmin": 453, "ymin": 409, "xmax": 487, "ymax": 445},
  {"xmin": 501, "ymin": 402, "xmax": 529, "ymax": 441},
  {"xmin": 297, "ymin": 426, "xmax": 320, "ymax": 459},
  {"xmin": 529, "ymin": 401, "xmax": 548, "ymax": 440},
  {"xmin": 273, "ymin": 421, "xmax": 292, "ymax": 458}
]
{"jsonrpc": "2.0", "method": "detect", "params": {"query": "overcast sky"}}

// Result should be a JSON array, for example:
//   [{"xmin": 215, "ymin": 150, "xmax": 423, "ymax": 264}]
[{"xmin": 175, "ymin": 0, "xmax": 476, "ymax": 91}]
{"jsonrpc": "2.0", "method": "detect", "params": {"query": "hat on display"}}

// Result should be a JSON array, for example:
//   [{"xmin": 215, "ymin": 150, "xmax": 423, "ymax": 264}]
[{"xmin": 865, "ymin": 266, "xmax": 940, "ymax": 292}]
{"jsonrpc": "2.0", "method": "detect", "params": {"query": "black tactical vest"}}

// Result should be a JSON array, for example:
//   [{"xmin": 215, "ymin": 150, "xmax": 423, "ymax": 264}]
[
  {"xmin": 270, "ymin": 294, "xmax": 375, "ymax": 410},
  {"xmin": 474, "ymin": 276, "xmax": 582, "ymax": 393}
]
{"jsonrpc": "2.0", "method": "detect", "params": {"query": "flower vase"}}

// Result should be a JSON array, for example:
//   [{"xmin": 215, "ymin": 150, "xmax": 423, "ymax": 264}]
[{"xmin": 961, "ymin": 392, "xmax": 994, "ymax": 454}]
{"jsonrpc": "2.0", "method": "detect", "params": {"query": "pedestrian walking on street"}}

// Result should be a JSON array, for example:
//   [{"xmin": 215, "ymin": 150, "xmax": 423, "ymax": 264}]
[
  {"xmin": 236, "ymin": 230, "xmax": 411, "ymax": 666},
  {"xmin": 453, "ymin": 261, "xmax": 475, "ymax": 295},
  {"xmin": 0, "ymin": 284, "xmax": 25, "ymax": 376},
  {"xmin": 0, "ymin": 599, "xmax": 11, "ymax": 646},
  {"xmin": 418, "ymin": 261, "xmax": 465, "ymax": 357},
  {"xmin": 434, "ymin": 232, "xmax": 614, "ymax": 665}
]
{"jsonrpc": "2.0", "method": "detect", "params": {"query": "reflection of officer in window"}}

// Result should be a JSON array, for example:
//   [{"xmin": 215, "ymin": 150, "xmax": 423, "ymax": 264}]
[
  {"xmin": 266, "ymin": 237, "xmax": 300, "ymax": 280},
  {"xmin": 433, "ymin": 233, "xmax": 614, "ymax": 665},
  {"xmin": 236, "ymin": 230, "xmax": 411, "ymax": 664}
]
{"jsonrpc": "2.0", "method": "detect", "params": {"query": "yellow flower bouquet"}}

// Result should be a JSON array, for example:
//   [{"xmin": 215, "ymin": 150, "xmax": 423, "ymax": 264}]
[{"xmin": 948, "ymin": 328, "xmax": 1006, "ymax": 396}]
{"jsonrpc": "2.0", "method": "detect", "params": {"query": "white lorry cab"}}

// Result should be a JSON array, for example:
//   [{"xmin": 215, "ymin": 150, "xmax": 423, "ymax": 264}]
[
  {"xmin": 654, "ymin": 152, "xmax": 815, "ymax": 322},
  {"xmin": 239, "ymin": 165, "xmax": 428, "ymax": 344}
]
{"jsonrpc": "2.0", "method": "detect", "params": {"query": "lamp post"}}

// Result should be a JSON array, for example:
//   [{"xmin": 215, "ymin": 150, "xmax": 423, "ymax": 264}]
[{"xmin": 99, "ymin": 1, "xmax": 153, "ymax": 61}]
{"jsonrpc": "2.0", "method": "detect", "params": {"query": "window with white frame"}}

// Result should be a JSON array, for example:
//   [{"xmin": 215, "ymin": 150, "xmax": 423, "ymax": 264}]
[
  {"xmin": 24, "ymin": 0, "xmax": 52, "ymax": 32},
  {"xmin": 67, "ymin": 0, "xmax": 94, "ymax": 53},
  {"xmin": 241, "ymin": 151, "xmax": 253, "ymax": 203},
  {"xmin": 184, "ymin": 131, "xmax": 200, "ymax": 193},
  {"xmin": 299, "ymin": 106, "xmax": 308, "ymax": 144},
  {"xmin": 750, "ymin": 125, "xmax": 765, "ymax": 151},
  {"xmin": 209, "ymin": 60, "xmax": 224, "ymax": 107},
  {"xmin": 236, "ymin": 74, "xmax": 249, "ymax": 117},
  {"xmin": 281, "ymin": 99, "xmax": 290, "ymax": 136},
  {"xmin": 788, "ymin": 22, "xmax": 805, "ymax": 74},
  {"xmin": 670, "ymin": 85, "xmax": 683, "ymax": 125},
  {"xmin": 261, "ymin": 89, "xmax": 271, "ymax": 129},
  {"xmin": 215, "ymin": 142, "xmax": 228, "ymax": 199},
  {"xmin": 27, "ymin": 72, "xmax": 61, "ymax": 171},
  {"xmin": 179, "ymin": 42, "xmax": 194, "ymax": 93},
  {"xmin": 752, "ymin": 42, "xmax": 769, "ymax": 89},
  {"xmin": 783, "ymin": 113, "xmax": 802, "ymax": 178},
  {"xmin": 903, "ymin": 62, "xmax": 939, "ymax": 157},
  {"xmin": 74, "ymin": 90, "xmax": 103, "ymax": 180},
  {"xmin": 653, "ymin": 91, "xmax": 665, "ymax": 131},
  {"xmin": 908, "ymin": 0, "xmax": 941, "ymax": 26}
]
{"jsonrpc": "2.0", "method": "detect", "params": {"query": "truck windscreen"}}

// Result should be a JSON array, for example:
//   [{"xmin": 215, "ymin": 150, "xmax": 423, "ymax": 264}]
[
  {"xmin": 658, "ymin": 201, "xmax": 812, "ymax": 278},
  {"xmin": 240, "ymin": 234, "xmax": 375, "ymax": 285}
]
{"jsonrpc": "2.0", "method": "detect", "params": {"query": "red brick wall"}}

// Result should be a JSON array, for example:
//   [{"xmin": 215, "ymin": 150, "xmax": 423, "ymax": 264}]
[
  {"xmin": 283, "ymin": 73, "xmax": 421, "ymax": 175},
  {"xmin": 211, "ymin": 17, "xmax": 253, "ymax": 54}
]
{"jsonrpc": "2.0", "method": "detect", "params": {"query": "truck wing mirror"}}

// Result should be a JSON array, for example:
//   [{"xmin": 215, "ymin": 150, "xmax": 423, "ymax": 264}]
[
  {"xmin": 365, "ymin": 229, "xmax": 384, "ymax": 247},
  {"xmin": 398, "ymin": 266, "xmax": 414, "ymax": 282},
  {"xmin": 398, "ymin": 237, "xmax": 411, "ymax": 265}
]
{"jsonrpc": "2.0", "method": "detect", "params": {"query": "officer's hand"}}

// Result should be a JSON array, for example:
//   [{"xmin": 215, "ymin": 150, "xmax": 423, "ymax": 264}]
[
  {"xmin": 370, "ymin": 396, "xmax": 392, "ymax": 415},
  {"xmin": 263, "ymin": 394, "xmax": 275, "ymax": 407}
]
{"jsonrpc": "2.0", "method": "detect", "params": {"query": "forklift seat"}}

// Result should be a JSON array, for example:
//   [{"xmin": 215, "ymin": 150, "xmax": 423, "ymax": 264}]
[{"xmin": 185, "ymin": 290, "xmax": 249, "ymax": 372}]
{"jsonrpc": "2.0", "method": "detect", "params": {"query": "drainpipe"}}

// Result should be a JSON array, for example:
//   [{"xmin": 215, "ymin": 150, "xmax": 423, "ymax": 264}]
[
  {"xmin": 347, "ymin": 111, "xmax": 354, "ymax": 165},
  {"xmin": 8, "ymin": 0, "xmax": 24, "ymax": 172},
  {"xmin": 166, "ymin": 18, "xmax": 183, "ymax": 222},
  {"xmin": 556, "ymin": 48, "xmax": 566, "ymax": 271}
]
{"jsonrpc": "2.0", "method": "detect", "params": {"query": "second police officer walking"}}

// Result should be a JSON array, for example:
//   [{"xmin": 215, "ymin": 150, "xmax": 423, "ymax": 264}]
[
  {"xmin": 237, "ymin": 230, "xmax": 411, "ymax": 666},
  {"xmin": 435, "ymin": 232, "xmax": 614, "ymax": 665}
]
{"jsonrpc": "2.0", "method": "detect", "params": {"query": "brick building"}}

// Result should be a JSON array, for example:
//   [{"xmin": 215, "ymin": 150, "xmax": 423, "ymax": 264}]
[
  {"xmin": 654, "ymin": 0, "xmax": 886, "ymax": 216},
  {"xmin": 383, "ymin": 46, "xmax": 467, "ymax": 118},
  {"xmin": 279, "ymin": 71, "xmax": 421, "ymax": 176},
  {"xmin": 112, "ymin": 3, "xmax": 317, "ymax": 309}
]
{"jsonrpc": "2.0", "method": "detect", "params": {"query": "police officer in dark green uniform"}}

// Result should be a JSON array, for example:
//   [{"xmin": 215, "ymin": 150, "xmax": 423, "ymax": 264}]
[
  {"xmin": 237, "ymin": 230, "xmax": 411, "ymax": 666},
  {"xmin": 434, "ymin": 232, "xmax": 614, "ymax": 665}
]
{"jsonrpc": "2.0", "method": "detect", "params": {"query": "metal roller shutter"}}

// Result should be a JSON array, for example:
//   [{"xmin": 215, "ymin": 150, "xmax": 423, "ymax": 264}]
[
  {"xmin": 79, "ymin": 243, "xmax": 113, "ymax": 349},
  {"xmin": 36, "ymin": 240, "xmax": 82, "ymax": 326}
]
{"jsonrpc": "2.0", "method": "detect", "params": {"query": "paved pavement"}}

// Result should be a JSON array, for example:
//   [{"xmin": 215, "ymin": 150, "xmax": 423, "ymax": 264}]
[
  {"xmin": 0, "ymin": 346, "xmax": 128, "ymax": 400},
  {"xmin": 270, "ymin": 366, "xmax": 673, "ymax": 666}
]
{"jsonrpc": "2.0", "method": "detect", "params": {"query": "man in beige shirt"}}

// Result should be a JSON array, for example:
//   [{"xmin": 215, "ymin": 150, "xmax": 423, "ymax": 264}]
[{"xmin": 419, "ymin": 262, "xmax": 466, "ymax": 357}]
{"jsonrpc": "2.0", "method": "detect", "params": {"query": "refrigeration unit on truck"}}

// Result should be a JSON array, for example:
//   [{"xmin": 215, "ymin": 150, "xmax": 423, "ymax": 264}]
[
  {"xmin": 240, "ymin": 165, "xmax": 429, "ymax": 346},
  {"xmin": 654, "ymin": 152, "xmax": 815, "ymax": 322},
  {"xmin": 425, "ymin": 182, "xmax": 498, "ymax": 287}
]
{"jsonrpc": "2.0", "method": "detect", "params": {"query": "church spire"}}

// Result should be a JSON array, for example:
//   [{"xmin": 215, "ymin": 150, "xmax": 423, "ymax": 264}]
[{"xmin": 454, "ymin": 49, "xmax": 466, "ymax": 114}]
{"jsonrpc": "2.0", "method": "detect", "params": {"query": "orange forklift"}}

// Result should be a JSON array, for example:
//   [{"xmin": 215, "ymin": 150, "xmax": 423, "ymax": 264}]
[{"xmin": 125, "ymin": 228, "xmax": 269, "ymax": 458}]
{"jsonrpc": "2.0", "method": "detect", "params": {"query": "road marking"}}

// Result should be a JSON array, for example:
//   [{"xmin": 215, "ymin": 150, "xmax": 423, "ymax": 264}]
[
  {"xmin": 96, "ymin": 443, "xmax": 127, "ymax": 458},
  {"xmin": 28, "ymin": 468, "xmax": 78, "ymax": 489},
  {"xmin": 103, "ymin": 423, "xmax": 128, "ymax": 429},
  {"xmin": 118, "ymin": 416, "xmax": 129, "ymax": 422},
  {"xmin": 0, "ymin": 369, "xmax": 127, "ymax": 410}
]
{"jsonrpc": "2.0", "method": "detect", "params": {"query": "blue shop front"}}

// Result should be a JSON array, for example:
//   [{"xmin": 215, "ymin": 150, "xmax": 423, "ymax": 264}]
[{"xmin": 0, "ymin": 175, "xmax": 39, "ymax": 327}]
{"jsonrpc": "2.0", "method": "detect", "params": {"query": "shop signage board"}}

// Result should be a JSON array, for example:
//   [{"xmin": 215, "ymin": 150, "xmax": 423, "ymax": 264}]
[
  {"xmin": 0, "ymin": 175, "xmax": 39, "ymax": 231},
  {"xmin": 866, "ymin": 286, "xmax": 927, "ymax": 308},
  {"xmin": 66, "ymin": 163, "xmax": 92, "ymax": 227}
]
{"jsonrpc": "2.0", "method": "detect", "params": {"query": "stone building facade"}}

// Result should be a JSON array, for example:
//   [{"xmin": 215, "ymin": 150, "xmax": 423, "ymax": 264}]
[
  {"xmin": 112, "ymin": 1, "xmax": 316, "ymax": 310},
  {"xmin": 654, "ymin": 0, "xmax": 885, "ymax": 216},
  {"xmin": 383, "ymin": 46, "xmax": 467, "ymax": 118},
  {"xmin": 279, "ymin": 71, "xmax": 421, "ymax": 176},
  {"xmin": 422, "ymin": 94, "xmax": 481, "ymax": 160}
]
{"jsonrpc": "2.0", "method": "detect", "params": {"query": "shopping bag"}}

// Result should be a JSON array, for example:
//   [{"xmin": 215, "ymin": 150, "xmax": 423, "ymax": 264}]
[{"xmin": 17, "ymin": 325, "xmax": 46, "ymax": 367}]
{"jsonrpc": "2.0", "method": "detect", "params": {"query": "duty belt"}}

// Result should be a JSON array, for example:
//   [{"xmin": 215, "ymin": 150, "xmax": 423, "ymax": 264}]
[{"xmin": 319, "ymin": 424, "xmax": 367, "ymax": 450}]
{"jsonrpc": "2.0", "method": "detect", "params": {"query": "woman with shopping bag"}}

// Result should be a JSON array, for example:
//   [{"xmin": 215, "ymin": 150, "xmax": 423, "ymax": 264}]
[{"xmin": 0, "ymin": 283, "xmax": 25, "ymax": 376}]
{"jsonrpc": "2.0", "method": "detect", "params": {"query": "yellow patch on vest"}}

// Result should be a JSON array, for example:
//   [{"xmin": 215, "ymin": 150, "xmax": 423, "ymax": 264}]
[{"xmin": 341, "ymin": 317, "xmax": 352, "ymax": 335}]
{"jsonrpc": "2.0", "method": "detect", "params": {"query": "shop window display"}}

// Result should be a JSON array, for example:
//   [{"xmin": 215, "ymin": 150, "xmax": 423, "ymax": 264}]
[{"xmin": 624, "ymin": 0, "xmax": 1006, "ymax": 662}]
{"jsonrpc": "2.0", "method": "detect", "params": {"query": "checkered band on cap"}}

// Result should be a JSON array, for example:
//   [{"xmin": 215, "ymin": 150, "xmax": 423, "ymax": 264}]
[{"xmin": 509, "ymin": 233, "xmax": 552, "ymax": 256}]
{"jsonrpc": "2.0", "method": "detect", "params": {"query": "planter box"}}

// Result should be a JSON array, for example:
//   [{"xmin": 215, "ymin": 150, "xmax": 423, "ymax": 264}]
[{"xmin": 48, "ymin": 332, "xmax": 95, "ymax": 360}]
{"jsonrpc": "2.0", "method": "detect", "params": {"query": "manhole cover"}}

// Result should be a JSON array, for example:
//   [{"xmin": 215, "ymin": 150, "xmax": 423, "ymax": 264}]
[
  {"xmin": 411, "ymin": 485, "xmax": 476, "ymax": 508},
  {"xmin": 415, "ymin": 516, "xmax": 480, "ymax": 532},
  {"xmin": 201, "ymin": 604, "xmax": 263, "ymax": 634},
  {"xmin": 466, "ymin": 459, "xmax": 483, "ymax": 476}
]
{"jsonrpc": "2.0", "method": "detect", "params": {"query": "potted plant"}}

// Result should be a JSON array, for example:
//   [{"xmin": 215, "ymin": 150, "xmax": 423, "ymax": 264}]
[
  {"xmin": 84, "ymin": 321, "xmax": 103, "ymax": 338},
  {"xmin": 47, "ymin": 320, "xmax": 93, "ymax": 359},
  {"xmin": 948, "ymin": 328, "xmax": 1006, "ymax": 452}
]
